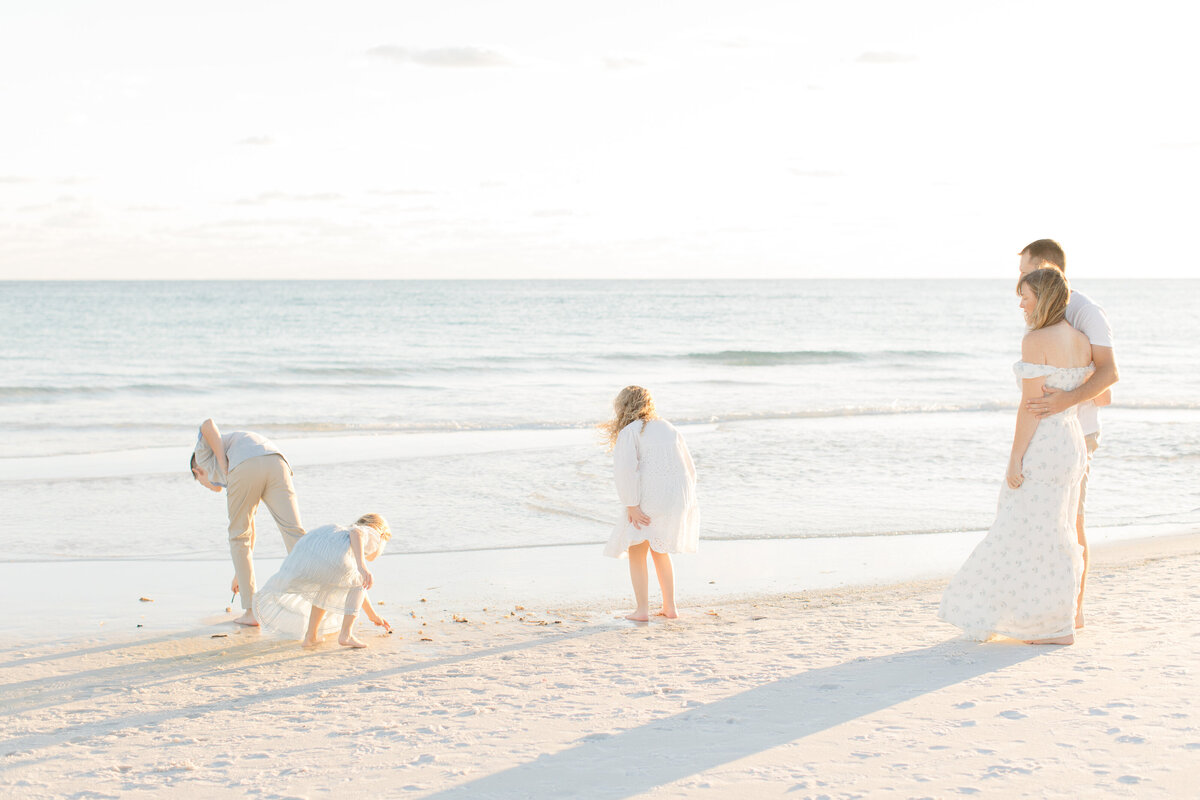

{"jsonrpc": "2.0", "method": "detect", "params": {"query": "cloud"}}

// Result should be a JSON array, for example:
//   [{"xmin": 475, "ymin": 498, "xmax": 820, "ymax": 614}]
[
  {"xmin": 604, "ymin": 56, "xmax": 646, "ymax": 70},
  {"xmin": 237, "ymin": 136, "xmax": 275, "ymax": 146},
  {"xmin": 0, "ymin": 175, "xmax": 33, "ymax": 184},
  {"xmin": 369, "ymin": 188, "xmax": 434, "ymax": 197},
  {"xmin": 532, "ymin": 209, "xmax": 574, "ymax": 218},
  {"xmin": 366, "ymin": 45, "xmax": 512, "ymax": 68},
  {"xmin": 1159, "ymin": 140, "xmax": 1200, "ymax": 150},
  {"xmin": 17, "ymin": 195, "xmax": 97, "ymax": 228},
  {"xmin": 234, "ymin": 192, "xmax": 343, "ymax": 205},
  {"xmin": 855, "ymin": 51, "xmax": 917, "ymax": 64},
  {"xmin": 790, "ymin": 169, "xmax": 844, "ymax": 178}
]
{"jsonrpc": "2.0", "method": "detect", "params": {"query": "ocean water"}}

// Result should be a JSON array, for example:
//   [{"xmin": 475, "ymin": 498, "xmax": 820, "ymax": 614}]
[{"xmin": 1, "ymin": 279, "xmax": 1197, "ymax": 563}]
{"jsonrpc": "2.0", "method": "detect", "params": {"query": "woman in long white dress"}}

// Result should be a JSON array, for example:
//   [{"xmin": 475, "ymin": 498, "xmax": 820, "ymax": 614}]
[
  {"xmin": 254, "ymin": 513, "xmax": 393, "ymax": 649},
  {"xmin": 601, "ymin": 386, "xmax": 699, "ymax": 621},
  {"xmin": 939, "ymin": 268, "xmax": 1093, "ymax": 645}
]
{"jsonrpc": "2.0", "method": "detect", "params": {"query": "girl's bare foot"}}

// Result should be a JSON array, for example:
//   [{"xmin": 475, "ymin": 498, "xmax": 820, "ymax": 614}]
[
  {"xmin": 624, "ymin": 611, "xmax": 649, "ymax": 622},
  {"xmin": 301, "ymin": 637, "xmax": 320, "ymax": 649},
  {"xmin": 655, "ymin": 608, "xmax": 679, "ymax": 619},
  {"xmin": 233, "ymin": 610, "xmax": 260, "ymax": 627},
  {"xmin": 338, "ymin": 635, "xmax": 368, "ymax": 648},
  {"xmin": 1024, "ymin": 634, "xmax": 1074, "ymax": 645},
  {"xmin": 1075, "ymin": 613, "xmax": 1085, "ymax": 630}
]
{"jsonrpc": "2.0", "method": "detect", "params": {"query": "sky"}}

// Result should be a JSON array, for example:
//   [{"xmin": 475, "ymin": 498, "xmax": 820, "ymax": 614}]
[{"xmin": 1, "ymin": 1, "xmax": 1198, "ymax": 280}]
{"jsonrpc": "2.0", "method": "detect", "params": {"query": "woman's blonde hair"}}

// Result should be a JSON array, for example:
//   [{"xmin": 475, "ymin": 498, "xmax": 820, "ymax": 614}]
[
  {"xmin": 1017, "ymin": 267, "xmax": 1070, "ymax": 331},
  {"xmin": 355, "ymin": 513, "xmax": 392, "ymax": 541},
  {"xmin": 600, "ymin": 385, "xmax": 658, "ymax": 450}
]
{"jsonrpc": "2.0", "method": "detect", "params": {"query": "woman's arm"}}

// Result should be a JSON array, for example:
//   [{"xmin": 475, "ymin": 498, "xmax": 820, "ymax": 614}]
[
  {"xmin": 199, "ymin": 418, "xmax": 229, "ymax": 474},
  {"xmin": 1009, "ymin": 380, "xmax": 1045, "ymax": 488},
  {"xmin": 350, "ymin": 527, "xmax": 373, "ymax": 589},
  {"xmin": 1009, "ymin": 336, "xmax": 1046, "ymax": 489}
]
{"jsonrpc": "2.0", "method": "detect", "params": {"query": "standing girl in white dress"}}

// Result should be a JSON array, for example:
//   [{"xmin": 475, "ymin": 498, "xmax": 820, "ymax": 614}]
[
  {"xmin": 602, "ymin": 386, "xmax": 699, "ymax": 621},
  {"xmin": 939, "ymin": 268, "xmax": 1093, "ymax": 645},
  {"xmin": 254, "ymin": 513, "xmax": 393, "ymax": 649}
]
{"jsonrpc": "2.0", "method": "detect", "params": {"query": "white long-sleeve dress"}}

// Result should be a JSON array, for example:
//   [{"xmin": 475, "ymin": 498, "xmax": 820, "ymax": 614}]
[
  {"xmin": 254, "ymin": 523, "xmax": 383, "ymax": 639},
  {"xmin": 604, "ymin": 418, "xmax": 699, "ymax": 558}
]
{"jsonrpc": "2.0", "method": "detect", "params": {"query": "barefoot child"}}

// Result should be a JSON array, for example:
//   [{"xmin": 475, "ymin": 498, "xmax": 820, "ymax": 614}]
[
  {"xmin": 254, "ymin": 514, "xmax": 393, "ymax": 648},
  {"xmin": 601, "ymin": 386, "xmax": 699, "ymax": 621}
]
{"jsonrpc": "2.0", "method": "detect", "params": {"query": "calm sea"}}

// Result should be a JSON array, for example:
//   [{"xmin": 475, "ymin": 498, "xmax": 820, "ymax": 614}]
[{"xmin": 1, "ymin": 280, "xmax": 1196, "ymax": 562}]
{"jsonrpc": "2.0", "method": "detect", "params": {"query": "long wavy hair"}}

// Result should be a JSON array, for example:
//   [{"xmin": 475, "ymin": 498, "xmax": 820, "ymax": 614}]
[
  {"xmin": 600, "ymin": 385, "xmax": 658, "ymax": 451},
  {"xmin": 1017, "ymin": 267, "xmax": 1070, "ymax": 331},
  {"xmin": 355, "ymin": 513, "xmax": 392, "ymax": 541}
]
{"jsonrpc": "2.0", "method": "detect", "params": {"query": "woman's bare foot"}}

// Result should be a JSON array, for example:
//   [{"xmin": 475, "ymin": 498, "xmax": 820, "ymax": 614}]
[
  {"xmin": 1024, "ymin": 634, "xmax": 1074, "ymax": 645},
  {"xmin": 338, "ymin": 634, "xmax": 368, "ymax": 648},
  {"xmin": 624, "ymin": 610, "xmax": 649, "ymax": 622},
  {"xmin": 233, "ymin": 610, "xmax": 259, "ymax": 627},
  {"xmin": 655, "ymin": 608, "xmax": 679, "ymax": 619}
]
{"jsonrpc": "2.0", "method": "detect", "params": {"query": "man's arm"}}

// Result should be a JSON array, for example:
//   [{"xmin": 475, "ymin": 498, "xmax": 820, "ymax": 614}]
[
  {"xmin": 199, "ymin": 418, "xmax": 229, "ymax": 474},
  {"xmin": 1026, "ymin": 345, "xmax": 1119, "ymax": 418}
]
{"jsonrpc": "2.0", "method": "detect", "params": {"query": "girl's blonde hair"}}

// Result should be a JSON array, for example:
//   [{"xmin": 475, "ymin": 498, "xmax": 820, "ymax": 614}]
[
  {"xmin": 600, "ymin": 385, "xmax": 658, "ymax": 450},
  {"xmin": 355, "ymin": 513, "xmax": 392, "ymax": 541},
  {"xmin": 1017, "ymin": 267, "xmax": 1070, "ymax": 331}
]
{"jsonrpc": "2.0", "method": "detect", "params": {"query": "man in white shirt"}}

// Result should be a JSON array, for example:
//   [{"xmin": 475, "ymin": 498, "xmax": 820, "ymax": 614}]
[
  {"xmin": 191, "ymin": 418, "xmax": 306, "ymax": 626},
  {"xmin": 1017, "ymin": 239, "xmax": 1120, "ymax": 629}
]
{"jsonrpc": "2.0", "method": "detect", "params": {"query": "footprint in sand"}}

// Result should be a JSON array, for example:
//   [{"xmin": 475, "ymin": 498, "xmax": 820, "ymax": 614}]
[{"xmin": 998, "ymin": 710, "xmax": 1027, "ymax": 720}]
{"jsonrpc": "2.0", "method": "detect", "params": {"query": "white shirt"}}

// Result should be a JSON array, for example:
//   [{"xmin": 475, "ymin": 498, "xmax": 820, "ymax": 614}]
[
  {"xmin": 193, "ymin": 428, "xmax": 289, "ymax": 487},
  {"xmin": 1065, "ymin": 291, "xmax": 1114, "ymax": 437}
]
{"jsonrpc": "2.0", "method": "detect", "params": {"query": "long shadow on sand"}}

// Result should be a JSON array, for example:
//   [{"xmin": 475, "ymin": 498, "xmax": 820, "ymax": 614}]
[
  {"xmin": 0, "ymin": 624, "xmax": 616, "ymax": 759},
  {"xmin": 0, "ymin": 630, "xmax": 302, "ymax": 716},
  {"xmin": 422, "ymin": 640, "xmax": 1044, "ymax": 800}
]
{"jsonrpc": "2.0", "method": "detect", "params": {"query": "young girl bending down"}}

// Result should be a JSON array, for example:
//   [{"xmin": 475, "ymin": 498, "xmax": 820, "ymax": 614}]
[
  {"xmin": 602, "ymin": 386, "xmax": 699, "ymax": 621},
  {"xmin": 254, "ymin": 513, "xmax": 393, "ymax": 648}
]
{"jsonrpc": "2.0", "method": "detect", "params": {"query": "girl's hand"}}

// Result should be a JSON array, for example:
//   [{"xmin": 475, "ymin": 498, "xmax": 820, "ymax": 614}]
[
  {"xmin": 358, "ymin": 566, "xmax": 374, "ymax": 590},
  {"xmin": 626, "ymin": 505, "xmax": 651, "ymax": 529},
  {"xmin": 230, "ymin": 576, "xmax": 239, "ymax": 595},
  {"xmin": 1006, "ymin": 458, "xmax": 1024, "ymax": 489},
  {"xmin": 370, "ymin": 615, "xmax": 391, "ymax": 632}
]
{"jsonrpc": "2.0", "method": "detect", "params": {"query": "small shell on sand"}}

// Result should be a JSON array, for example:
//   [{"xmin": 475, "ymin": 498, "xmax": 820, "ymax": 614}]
[{"xmin": 138, "ymin": 597, "xmax": 153, "ymax": 602}]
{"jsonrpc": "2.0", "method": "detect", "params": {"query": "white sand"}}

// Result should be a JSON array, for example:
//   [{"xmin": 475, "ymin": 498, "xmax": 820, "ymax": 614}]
[{"xmin": 2, "ymin": 534, "xmax": 1198, "ymax": 798}]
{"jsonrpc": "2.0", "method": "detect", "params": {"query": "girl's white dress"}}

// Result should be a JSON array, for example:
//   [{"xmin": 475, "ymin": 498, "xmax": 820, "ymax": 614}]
[
  {"xmin": 938, "ymin": 362, "xmax": 1091, "ymax": 641},
  {"xmin": 254, "ymin": 523, "xmax": 383, "ymax": 639},
  {"xmin": 604, "ymin": 418, "xmax": 699, "ymax": 558}
]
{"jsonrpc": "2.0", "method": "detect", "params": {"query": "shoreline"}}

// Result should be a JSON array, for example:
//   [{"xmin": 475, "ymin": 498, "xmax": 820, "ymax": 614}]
[{"xmin": 3, "ymin": 523, "xmax": 1196, "ymax": 648}]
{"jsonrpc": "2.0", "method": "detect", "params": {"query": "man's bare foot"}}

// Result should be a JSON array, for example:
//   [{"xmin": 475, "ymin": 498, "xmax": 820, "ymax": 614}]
[
  {"xmin": 1024, "ymin": 634, "xmax": 1074, "ymax": 645},
  {"xmin": 624, "ymin": 611, "xmax": 649, "ymax": 622},
  {"xmin": 338, "ymin": 635, "xmax": 368, "ymax": 648},
  {"xmin": 655, "ymin": 608, "xmax": 679, "ymax": 619},
  {"xmin": 233, "ymin": 610, "xmax": 259, "ymax": 627}
]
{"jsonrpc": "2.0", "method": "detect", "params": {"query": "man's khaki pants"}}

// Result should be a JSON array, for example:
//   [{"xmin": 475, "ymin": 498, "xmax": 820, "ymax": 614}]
[{"xmin": 226, "ymin": 454, "xmax": 305, "ymax": 610}]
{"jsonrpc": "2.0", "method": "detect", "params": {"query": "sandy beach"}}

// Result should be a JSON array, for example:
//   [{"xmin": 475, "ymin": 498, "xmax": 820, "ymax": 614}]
[{"xmin": 3, "ymin": 533, "xmax": 1197, "ymax": 799}]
